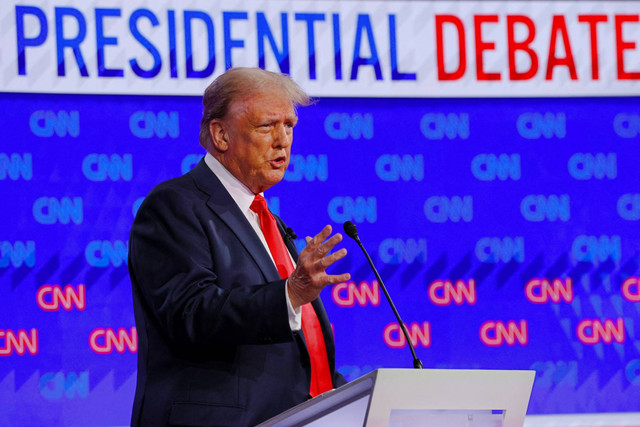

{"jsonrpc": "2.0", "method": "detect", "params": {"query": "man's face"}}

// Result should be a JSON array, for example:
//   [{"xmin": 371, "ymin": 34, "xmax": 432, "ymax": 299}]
[{"xmin": 214, "ymin": 89, "xmax": 298, "ymax": 194}]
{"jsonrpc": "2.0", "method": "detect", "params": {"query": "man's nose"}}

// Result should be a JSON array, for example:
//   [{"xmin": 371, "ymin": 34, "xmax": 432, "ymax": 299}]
[{"xmin": 272, "ymin": 124, "xmax": 291, "ymax": 147}]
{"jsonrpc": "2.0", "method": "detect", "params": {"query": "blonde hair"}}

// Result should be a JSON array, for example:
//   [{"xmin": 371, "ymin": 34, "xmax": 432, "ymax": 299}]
[{"xmin": 199, "ymin": 67, "xmax": 311, "ymax": 149}]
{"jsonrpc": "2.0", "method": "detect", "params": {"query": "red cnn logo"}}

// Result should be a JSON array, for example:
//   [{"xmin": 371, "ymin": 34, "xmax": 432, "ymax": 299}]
[
  {"xmin": 383, "ymin": 322, "xmax": 430, "ymax": 348},
  {"xmin": 622, "ymin": 277, "xmax": 640, "ymax": 302},
  {"xmin": 577, "ymin": 318, "xmax": 625, "ymax": 345},
  {"xmin": 89, "ymin": 327, "xmax": 137, "ymax": 354},
  {"xmin": 0, "ymin": 329, "xmax": 38, "ymax": 356},
  {"xmin": 36, "ymin": 284, "xmax": 86, "ymax": 311},
  {"xmin": 480, "ymin": 320, "xmax": 528, "ymax": 347},
  {"xmin": 428, "ymin": 279, "xmax": 476, "ymax": 305},
  {"xmin": 332, "ymin": 281, "xmax": 380, "ymax": 307},
  {"xmin": 525, "ymin": 278, "xmax": 573, "ymax": 304}
]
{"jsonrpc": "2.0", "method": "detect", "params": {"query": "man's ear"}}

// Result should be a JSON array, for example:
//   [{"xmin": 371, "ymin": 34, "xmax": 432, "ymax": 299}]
[{"xmin": 209, "ymin": 119, "xmax": 229, "ymax": 152}]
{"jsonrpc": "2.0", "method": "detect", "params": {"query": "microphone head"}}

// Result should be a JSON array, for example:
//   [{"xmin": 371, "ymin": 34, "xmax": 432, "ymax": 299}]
[{"xmin": 343, "ymin": 221, "xmax": 359, "ymax": 240}]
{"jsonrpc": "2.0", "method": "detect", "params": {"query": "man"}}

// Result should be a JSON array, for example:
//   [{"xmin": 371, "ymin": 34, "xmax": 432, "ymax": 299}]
[{"xmin": 128, "ymin": 67, "xmax": 350, "ymax": 427}]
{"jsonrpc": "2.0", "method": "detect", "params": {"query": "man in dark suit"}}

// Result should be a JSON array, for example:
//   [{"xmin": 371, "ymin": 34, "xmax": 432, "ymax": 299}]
[{"xmin": 128, "ymin": 67, "xmax": 350, "ymax": 427}]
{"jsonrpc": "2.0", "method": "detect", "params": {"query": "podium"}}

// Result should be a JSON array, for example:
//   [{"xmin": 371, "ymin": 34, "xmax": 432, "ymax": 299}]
[{"xmin": 258, "ymin": 368, "xmax": 535, "ymax": 427}]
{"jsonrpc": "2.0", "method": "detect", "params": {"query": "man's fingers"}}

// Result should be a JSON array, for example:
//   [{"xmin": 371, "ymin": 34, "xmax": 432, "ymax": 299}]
[
  {"xmin": 307, "ymin": 225, "xmax": 332, "ymax": 249},
  {"xmin": 320, "ymin": 248, "xmax": 347, "ymax": 268},
  {"xmin": 311, "ymin": 233, "xmax": 343, "ymax": 259},
  {"xmin": 319, "ymin": 233, "xmax": 342, "ymax": 253},
  {"xmin": 295, "ymin": 225, "xmax": 350, "ymax": 295},
  {"xmin": 325, "ymin": 273, "xmax": 351, "ymax": 285},
  {"xmin": 301, "ymin": 271, "xmax": 350, "ymax": 290}
]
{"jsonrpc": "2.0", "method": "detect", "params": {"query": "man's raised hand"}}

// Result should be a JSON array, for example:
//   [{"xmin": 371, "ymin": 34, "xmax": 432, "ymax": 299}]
[{"xmin": 287, "ymin": 225, "xmax": 351, "ymax": 309}]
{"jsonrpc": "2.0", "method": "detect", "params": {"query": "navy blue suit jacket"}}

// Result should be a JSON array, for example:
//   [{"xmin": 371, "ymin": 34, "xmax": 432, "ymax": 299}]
[{"xmin": 128, "ymin": 159, "xmax": 345, "ymax": 427}]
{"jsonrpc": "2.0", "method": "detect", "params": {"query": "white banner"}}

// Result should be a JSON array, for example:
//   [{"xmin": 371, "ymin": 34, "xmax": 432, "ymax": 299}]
[{"xmin": 1, "ymin": 0, "xmax": 639, "ymax": 97}]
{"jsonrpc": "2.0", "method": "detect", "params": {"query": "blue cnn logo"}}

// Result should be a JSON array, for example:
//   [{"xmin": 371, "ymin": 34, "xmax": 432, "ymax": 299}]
[
  {"xmin": 375, "ymin": 155, "xmax": 424, "ymax": 181},
  {"xmin": 324, "ymin": 113, "xmax": 373, "ymax": 140},
  {"xmin": 521, "ymin": 195, "xmax": 570, "ymax": 222},
  {"xmin": 568, "ymin": 153, "xmax": 616, "ymax": 180},
  {"xmin": 29, "ymin": 110, "xmax": 79, "ymax": 137},
  {"xmin": 379, "ymin": 238, "xmax": 427, "ymax": 264},
  {"xmin": 33, "ymin": 197, "xmax": 83, "ymax": 225},
  {"xmin": 572, "ymin": 235, "xmax": 621, "ymax": 263},
  {"xmin": 424, "ymin": 196, "xmax": 472, "ymax": 223},
  {"xmin": 40, "ymin": 372, "xmax": 89, "ymax": 399},
  {"xmin": 130, "ymin": 111, "xmax": 179, "ymax": 138},
  {"xmin": 471, "ymin": 154, "xmax": 520, "ymax": 181},
  {"xmin": 613, "ymin": 113, "xmax": 640, "ymax": 138},
  {"xmin": 1, "ymin": 241, "xmax": 35, "ymax": 268},
  {"xmin": 476, "ymin": 237, "xmax": 525, "ymax": 263},
  {"xmin": 0, "ymin": 153, "xmax": 32, "ymax": 180},
  {"xmin": 285, "ymin": 154, "xmax": 328, "ymax": 182},
  {"xmin": 517, "ymin": 112, "xmax": 566, "ymax": 139},
  {"xmin": 82, "ymin": 154, "xmax": 132, "ymax": 181},
  {"xmin": 85, "ymin": 240, "xmax": 128, "ymax": 267},
  {"xmin": 181, "ymin": 154, "xmax": 204, "ymax": 174},
  {"xmin": 618, "ymin": 194, "xmax": 640, "ymax": 220},
  {"xmin": 420, "ymin": 113, "xmax": 469, "ymax": 140},
  {"xmin": 328, "ymin": 196, "xmax": 377, "ymax": 223}
]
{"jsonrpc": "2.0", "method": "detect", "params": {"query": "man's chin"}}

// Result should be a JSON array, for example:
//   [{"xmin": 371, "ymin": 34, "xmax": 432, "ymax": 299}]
[
  {"xmin": 270, "ymin": 173, "xmax": 286, "ymax": 186},
  {"xmin": 256, "ymin": 173, "xmax": 285, "ymax": 192}
]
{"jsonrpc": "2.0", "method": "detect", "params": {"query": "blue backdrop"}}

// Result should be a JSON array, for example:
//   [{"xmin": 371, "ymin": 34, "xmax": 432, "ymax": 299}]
[{"xmin": 1, "ymin": 93, "xmax": 639, "ymax": 425}]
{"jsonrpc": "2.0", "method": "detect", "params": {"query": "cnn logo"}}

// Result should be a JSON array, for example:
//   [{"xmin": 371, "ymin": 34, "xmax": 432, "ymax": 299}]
[
  {"xmin": 480, "ymin": 320, "xmax": 528, "ymax": 347},
  {"xmin": 525, "ymin": 278, "xmax": 572, "ymax": 304},
  {"xmin": 36, "ymin": 284, "xmax": 85, "ymax": 311},
  {"xmin": 89, "ymin": 328, "xmax": 137, "ymax": 354},
  {"xmin": 577, "ymin": 319, "xmax": 625, "ymax": 345},
  {"xmin": 383, "ymin": 322, "xmax": 430, "ymax": 349},
  {"xmin": 428, "ymin": 279, "xmax": 476, "ymax": 305},
  {"xmin": 332, "ymin": 281, "xmax": 380, "ymax": 307}
]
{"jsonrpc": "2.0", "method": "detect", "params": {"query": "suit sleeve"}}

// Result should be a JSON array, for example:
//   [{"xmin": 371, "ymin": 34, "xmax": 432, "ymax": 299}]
[
  {"xmin": 128, "ymin": 184, "xmax": 294, "ymax": 351},
  {"xmin": 333, "ymin": 370, "xmax": 347, "ymax": 388}
]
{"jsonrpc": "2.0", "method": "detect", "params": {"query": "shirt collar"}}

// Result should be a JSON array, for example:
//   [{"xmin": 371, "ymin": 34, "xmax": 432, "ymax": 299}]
[{"xmin": 204, "ymin": 152, "xmax": 261, "ymax": 213}]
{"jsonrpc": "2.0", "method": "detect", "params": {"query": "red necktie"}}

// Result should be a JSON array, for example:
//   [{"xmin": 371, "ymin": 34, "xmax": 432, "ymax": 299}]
[{"xmin": 250, "ymin": 194, "xmax": 333, "ymax": 397}]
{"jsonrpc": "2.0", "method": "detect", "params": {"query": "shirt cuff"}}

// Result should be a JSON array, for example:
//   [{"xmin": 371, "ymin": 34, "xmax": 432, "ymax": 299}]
[{"xmin": 285, "ymin": 279, "xmax": 302, "ymax": 331}]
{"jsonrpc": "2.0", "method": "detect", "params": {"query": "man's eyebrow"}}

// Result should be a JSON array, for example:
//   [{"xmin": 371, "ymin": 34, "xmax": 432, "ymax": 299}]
[{"xmin": 254, "ymin": 112, "xmax": 298, "ymax": 121}]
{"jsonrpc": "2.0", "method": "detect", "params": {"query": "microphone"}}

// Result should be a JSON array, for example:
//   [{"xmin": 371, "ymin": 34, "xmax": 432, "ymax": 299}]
[
  {"xmin": 343, "ymin": 221, "xmax": 424, "ymax": 369},
  {"xmin": 284, "ymin": 227, "xmax": 297, "ymax": 240}
]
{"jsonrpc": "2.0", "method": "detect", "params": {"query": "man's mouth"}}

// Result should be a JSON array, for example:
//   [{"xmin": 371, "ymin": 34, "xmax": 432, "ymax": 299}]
[{"xmin": 270, "ymin": 157, "xmax": 286, "ymax": 168}]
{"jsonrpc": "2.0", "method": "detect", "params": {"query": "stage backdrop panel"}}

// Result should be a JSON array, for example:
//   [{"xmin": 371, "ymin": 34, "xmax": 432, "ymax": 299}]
[{"xmin": 1, "ymin": 93, "xmax": 639, "ymax": 425}]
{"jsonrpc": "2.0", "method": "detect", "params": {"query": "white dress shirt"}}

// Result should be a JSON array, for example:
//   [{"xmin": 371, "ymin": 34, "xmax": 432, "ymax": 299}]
[{"xmin": 204, "ymin": 153, "xmax": 302, "ymax": 331}]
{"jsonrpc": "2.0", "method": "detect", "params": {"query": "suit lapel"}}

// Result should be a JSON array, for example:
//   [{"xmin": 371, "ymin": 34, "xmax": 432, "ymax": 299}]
[{"xmin": 188, "ymin": 159, "xmax": 281, "ymax": 283}]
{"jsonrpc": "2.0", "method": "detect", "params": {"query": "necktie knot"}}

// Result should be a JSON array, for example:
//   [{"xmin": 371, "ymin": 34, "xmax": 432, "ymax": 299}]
[
  {"xmin": 250, "ymin": 194, "xmax": 268, "ymax": 215},
  {"xmin": 250, "ymin": 194, "xmax": 292, "ymax": 279}
]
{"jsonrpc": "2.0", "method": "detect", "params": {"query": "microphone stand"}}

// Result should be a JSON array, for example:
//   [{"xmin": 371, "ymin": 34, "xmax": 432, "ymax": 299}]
[{"xmin": 343, "ymin": 221, "xmax": 423, "ymax": 369}]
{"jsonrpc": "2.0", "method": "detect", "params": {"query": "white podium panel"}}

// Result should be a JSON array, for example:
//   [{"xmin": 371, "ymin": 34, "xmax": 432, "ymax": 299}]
[{"xmin": 258, "ymin": 369, "xmax": 535, "ymax": 427}]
